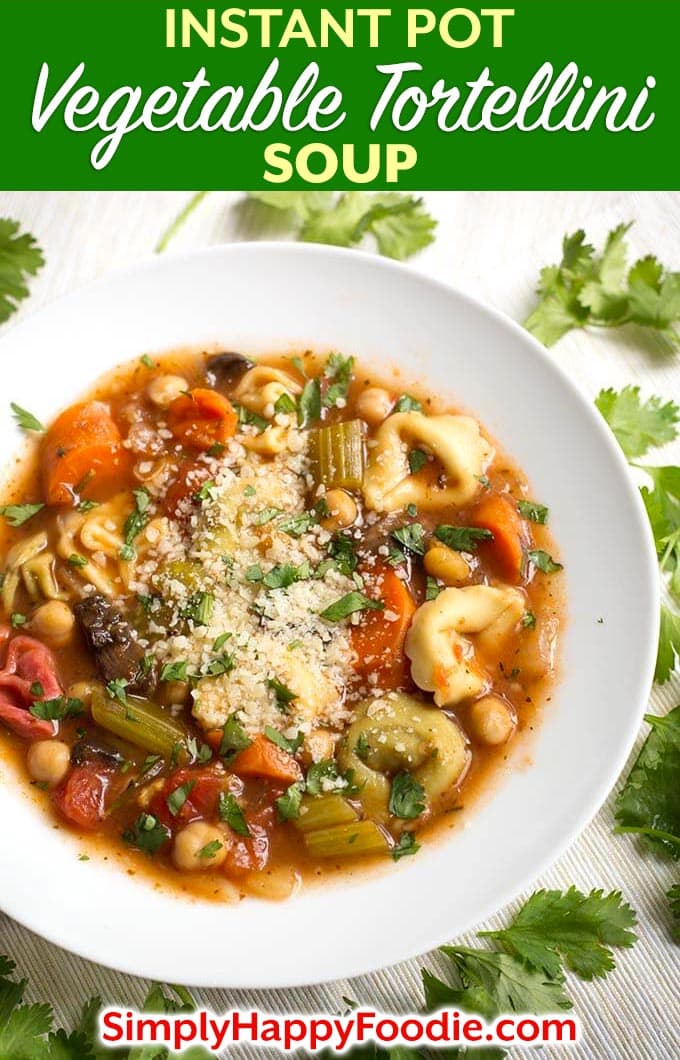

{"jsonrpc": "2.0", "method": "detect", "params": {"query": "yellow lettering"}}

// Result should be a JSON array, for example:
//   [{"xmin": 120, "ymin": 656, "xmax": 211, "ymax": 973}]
[
  {"xmin": 386, "ymin": 143, "xmax": 418, "ymax": 182},
  {"xmin": 220, "ymin": 8, "xmax": 248, "ymax": 48},
  {"xmin": 263, "ymin": 142, "xmax": 293, "ymax": 183},
  {"xmin": 481, "ymin": 8, "xmax": 514, "ymax": 47},
  {"xmin": 407, "ymin": 9, "xmax": 436, "ymax": 47}
]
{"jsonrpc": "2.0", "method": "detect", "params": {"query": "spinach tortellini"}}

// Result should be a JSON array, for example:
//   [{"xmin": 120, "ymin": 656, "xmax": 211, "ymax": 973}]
[
  {"xmin": 338, "ymin": 693, "xmax": 470, "ymax": 819},
  {"xmin": 362, "ymin": 412, "xmax": 493, "ymax": 512},
  {"xmin": 405, "ymin": 585, "xmax": 525, "ymax": 706}
]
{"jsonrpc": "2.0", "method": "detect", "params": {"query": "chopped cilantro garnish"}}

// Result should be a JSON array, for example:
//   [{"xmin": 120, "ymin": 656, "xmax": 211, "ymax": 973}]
[
  {"xmin": 197, "ymin": 839, "xmax": 223, "ymax": 860},
  {"xmin": 218, "ymin": 792, "xmax": 251, "ymax": 837},
  {"xmin": 160, "ymin": 660, "xmax": 188, "ymax": 683},
  {"xmin": 389, "ymin": 772, "xmax": 426, "ymax": 819},
  {"xmin": 29, "ymin": 696, "xmax": 84, "ymax": 721},
  {"xmin": 219, "ymin": 714, "xmax": 252, "ymax": 761},
  {"xmin": 518, "ymin": 500, "xmax": 549, "ymax": 524},
  {"xmin": 264, "ymin": 725, "xmax": 304, "ymax": 755},
  {"xmin": 10, "ymin": 403, "xmax": 44, "ymax": 433},
  {"xmin": 434, "ymin": 525, "xmax": 494, "ymax": 551},
  {"xmin": 275, "ymin": 782, "xmax": 305, "ymax": 821},
  {"xmin": 166, "ymin": 780, "xmax": 195, "ymax": 817},
  {"xmin": 320, "ymin": 591, "xmax": 384, "ymax": 622},
  {"xmin": 392, "ymin": 831, "xmax": 421, "ymax": 861},
  {"xmin": 267, "ymin": 677, "xmax": 297, "ymax": 713},
  {"xmin": 408, "ymin": 448, "xmax": 428, "ymax": 474},
  {"xmin": 122, "ymin": 813, "xmax": 170, "ymax": 854},
  {"xmin": 0, "ymin": 503, "xmax": 44, "ymax": 526},
  {"xmin": 392, "ymin": 522, "xmax": 425, "ymax": 555},
  {"xmin": 394, "ymin": 393, "xmax": 422, "ymax": 413},
  {"xmin": 527, "ymin": 549, "xmax": 563, "ymax": 573}
]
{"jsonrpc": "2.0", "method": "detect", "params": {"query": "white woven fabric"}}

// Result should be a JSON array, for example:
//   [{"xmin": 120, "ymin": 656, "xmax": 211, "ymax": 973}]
[{"xmin": 0, "ymin": 191, "xmax": 678, "ymax": 1059}]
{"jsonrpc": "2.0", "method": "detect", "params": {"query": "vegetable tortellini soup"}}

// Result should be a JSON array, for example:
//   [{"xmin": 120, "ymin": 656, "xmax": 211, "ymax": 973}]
[{"xmin": 0, "ymin": 350, "xmax": 563, "ymax": 900}]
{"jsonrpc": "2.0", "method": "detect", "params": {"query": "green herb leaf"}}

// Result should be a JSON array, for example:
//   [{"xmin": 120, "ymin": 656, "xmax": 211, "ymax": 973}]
[
  {"xmin": 10, "ymin": 613, "xmax": 26, "ymax": 628},
  {"xmin": 183, "ymin": 590, "xmax": 214, "ymax": 626},
  {"xmin": 197, "ymin": 839, "xmax": 223, "ymax": 860},
  {"xmin": 0, "ymin": 218, "xmax": 45, "ymax": 323},
  {"xmin": 394, "ymin": 393, "xmax": 422, "ymax": 413},
  {"xmin": 425, "ymin": 576, "xmax": 441, "ymax": 601},
  {"xmin": 525, "ymin": 223, "xmax": 680, "ymax": 349},
  {"xmin": 435, "ymin": 525, "xmax": 493, "ymax": 551},
  {"xmin": 245, "ymin": 564, "xmax": 263, "ymax": 583},
  {"xmin": 166, "ymin": 780, "xmax": 196, "ymax": 817},
  {"xmin": 160, "ymin": 660, "xmax": 188, "ymax": 683},
  {"xmin": 122, "ymin": 487, "xmax": 151, "ymax": 549},
  {"xmin": 392, "ymin": 832, "xmax": 421, "ymax": 861},
  {"xmin": 615, "ymin": 706, "xmax": 680, "ymax": 859},
  {"xmin": 262, "ymin": 560, "xmax": 311, "ymax": 589},
  {"xmin": 481, "ymin": 887, "xmax": 636, "ymax": 981},
  {"xmin": 392, "ymin": 523, "xmax": 425, "ymax": 555},
  {"xmin": 255, "ymin": 506, "xmax": 283, "ymax": 525},
  {"xmin": 218, "ymin": 714, "xmax": 252, "ymax": 761},
  {"xmin": 275, "ymin": 781, "xmax": 305, "ymax": 821},
  {"xmin": 527, "ymin": 548, "xmax": 563, "ymax": 573},
  {"xmin": 264, "ymin": 725, "xmax": 304, "ymax": 755},
  {"xmin": 218, "ymin": 792, "xmax": 251, "ymax": 837},
  {"xmin": 10, "ymin": 402, "xmax": 44, "ymax": 433},
  {"xmin": 297, "ymin": 377, "xmax": 321, "ymax": 427},
  {"xmin": 517, "ymin": 500, "xmax": 549, "ymax": 525},
  {"xmin": 408, "ymin": 448, "xmax": 428, "ymax": 474},
  {"xmin": 0, "ymin": 502, "xmax": 44, "ymax": 527},
  {"xmin": 389, "ymin": 772, "xmax": 426, "ymax": 819},
  {"xmin": 236, "ymin": 403, "xmax": 268, "ymax": 433},
  {"xmin": 267, "ymin": 677, "xmax": 297, "ymax": 713},
  {"xmin": 105, "ymin": 678, "xmax": 128, "ymax": 706},
  {"xmin": 277, "ymin": 511, "xmax": 316, "ymax": 537},
  {"xmin": 321, "ymin": 352, "xmax": 354, "ymax": 408},
  {"xmin": 656, "ymin": 605, "xmax": 680, "ymax": 683},
  {"xmin": 522, "ymin": 611, "xmax": 537, "ymax": 629},
  {"xmin": 320, "ymin": 591, "xmax": 384, "ymax": 622},
  {"xmin": 29, "ymin": 696, "xmax": 84, "ymax": 722},
  {"xmin": 273, "ymin": 392, "xmax": 297, "ymax": 415},
  {"xmin": 122, "ymin": 812, "xmax": 170, "ymax": 854},
  {"xmin": 596, "ymin": 386, "xmax": 679, "ymax": 459},
  {"xmin": 640, "ymin": 465, "xmax": 680, "ymax": 602}
]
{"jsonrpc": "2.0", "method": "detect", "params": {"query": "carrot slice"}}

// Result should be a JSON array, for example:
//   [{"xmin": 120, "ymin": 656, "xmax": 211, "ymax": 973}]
[
  {"xmin": 232, "ymin": 734, "xmax": 302, "ymax": 784},
  {"xmin": 351, "ymin": 564, "xmax": 417, "ymax": 689},
  {"xmin": 471, "ymin": 494, "xmax": 526, "ymax": 583},
  {"xmin": 41, "ymin": 401, "xmax": 129, "ymax": 505},
  {"xmin": 167, "ymin": 388, "xmax": 237, "ymax": 451}
]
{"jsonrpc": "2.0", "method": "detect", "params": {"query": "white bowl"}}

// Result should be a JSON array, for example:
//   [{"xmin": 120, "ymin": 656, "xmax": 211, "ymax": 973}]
[{"xmin": 0, "ymin": 243, "xmax": 658, "ymax": 987}]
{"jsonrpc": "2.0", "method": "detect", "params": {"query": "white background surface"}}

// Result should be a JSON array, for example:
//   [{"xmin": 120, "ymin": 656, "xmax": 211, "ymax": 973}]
[{"xmin": 0, "ymin": 190, "xmax": 678, "ymax": 1058}]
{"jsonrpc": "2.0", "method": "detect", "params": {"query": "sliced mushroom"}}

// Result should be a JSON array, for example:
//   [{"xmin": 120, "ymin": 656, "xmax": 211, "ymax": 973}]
[
  {"xmin": 206, "ymin": 352, "xmax": 254, "ymax": 392},
  {"xmin": 74, "ymin": 593, "xmax": 154, "ymax": 693}
]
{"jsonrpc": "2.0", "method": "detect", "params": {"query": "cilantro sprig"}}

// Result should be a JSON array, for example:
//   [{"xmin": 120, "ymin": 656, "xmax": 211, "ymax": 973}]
[
  {"xmin": 0, "ymin": 218, "xmax": 45, "ymax": 323},
  {"xmin": 526, "ymin": 223, "xmax": 680, "ymax": 349},
  {"xmin": 615, "ymin": 706, "xmax": 680, "ymax": 860}
]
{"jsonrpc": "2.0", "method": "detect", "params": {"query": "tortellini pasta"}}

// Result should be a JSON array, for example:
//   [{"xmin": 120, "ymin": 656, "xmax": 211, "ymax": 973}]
[
  {"xmin": 338, "ymin": 693, "xmax": 470, "ymax": 819},
  {"xmin": 405, "ymin": 585, "xmax": 525, "ymax": 707},
  {"xmin": 233, "ymin": 366, "xmax": 302, "ymax": 418},
  {"xmin": 56, "ymin": 494, "xmax": 136, "ymax": 597},
  {"xmin": 362, "ymin": 412, "xmax": 493, "ymax": 512},
  {"xmin": 1, "ymin": 531, "xmax": 64, "ymax": 613}
]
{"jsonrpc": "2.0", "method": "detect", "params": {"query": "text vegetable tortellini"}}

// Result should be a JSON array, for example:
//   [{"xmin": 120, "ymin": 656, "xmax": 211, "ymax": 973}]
[
  {"xmin": 338, "ymin": 693, "xmax": 470, "ymax": 819},
  {"xmin": 362, "ymin": 412, "xmax": 493, "ymax": 513},
  {"xmin": 405, "ymin": 585, "xmax": 525, "ymax": 706}
]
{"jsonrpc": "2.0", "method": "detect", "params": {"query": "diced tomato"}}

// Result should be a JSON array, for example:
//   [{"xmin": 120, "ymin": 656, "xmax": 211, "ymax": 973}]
[
  {"xmin": 163, "ymin": 459, "xmax": 212, "ymax": 520},
  {"xmin": 52, "ymin": 765, "xmax": 113, "ymax": 830},
  {"xmin": 150, "ymin": 764, "xmax": 232, "ymax": 830},
  {"xmin": 222, "ymin": 806, "xmax": 274, "ymax": 876},
  {"xmin": 167, "ymin": 388, "xmax": 237, "ymax": 451}
]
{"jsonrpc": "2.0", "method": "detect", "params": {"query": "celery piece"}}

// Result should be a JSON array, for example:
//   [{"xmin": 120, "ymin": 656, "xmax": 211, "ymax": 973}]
[
  {"xmin": 293, "ymin": 794, "xmax": 359, "ymax": 834},
  {"xmin": 303, "ymin": 819, "xmax": 390, "ymax": 858},
  {"xmin": 310, "ymin": 420, "xmax": 364, "ymax": 490},
  {"xmin": 91, "ymin": 686, "xmax": 187, "ymax": 757}
]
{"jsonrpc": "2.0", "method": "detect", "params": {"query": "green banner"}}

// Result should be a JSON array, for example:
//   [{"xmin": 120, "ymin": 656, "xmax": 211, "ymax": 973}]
[{"xmin": 0, "ymin": 0, "xmax": 676, "ymax": 189}]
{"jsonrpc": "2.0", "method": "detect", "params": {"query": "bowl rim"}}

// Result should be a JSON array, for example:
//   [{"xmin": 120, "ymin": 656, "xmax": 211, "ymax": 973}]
[{"xmin": 0, "ymin": 240, "xmax": 659, "ymax": 987}]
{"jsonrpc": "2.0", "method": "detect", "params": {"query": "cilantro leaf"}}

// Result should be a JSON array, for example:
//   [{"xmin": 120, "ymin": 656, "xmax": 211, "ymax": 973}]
[
  {"xmin": 264, "ymin": 725, "xmax": 304, "ymax": 755},
  {"xmin": 0, "ymin": 502, "xmax": 44, "ymax": 527},
  {"xmin": 10, "ymin": 403, "xmax": 45, "ymax": 433},
  {"xmin": 656, "ymin": 606, "xmax": 680, "ymax": 683},
  {"xmin": 321, "ymin": 352, "xmax": 354, "ymax": 408},
  {"xmin": 481, "ymin": 887, "xmax": 636, "ymax": 981},
  {"xmin": 218, "ymin": 792, "xmax": 251, "ymax": 837},
  {"xmin": 615, "ymin": 706, "xmax": 680, "ymax": 858},
  {"xmin": 434, "ymin": 525, "xmax": 493, "ymax": 551},
  {"xmin": 527, "ymin": 548, "xmax": 563, "ymax": 573},
  {"xmin": 394, "ymin": 393, "xmax": 422, "ymax": 413},
  {"xmin": 319, "ymin": 591, "xmax": 384, "ymax": 622},
  {"xmin": 218, "ymin": 714, "xmax": 252, "ymax": 761},
  {"xmin": 392, "ymin": 523, "xmax": 425, "ymax": 555},
  {"xmin": 353, "ymin": 194, "xmax": 437, "ymax": 261},
  {"xmin": 424, "ymin": 946, "xmax": 571, "ymax": 1019},
  {"xmin": 596, "ymin": 386, "xmax": 679, "ymax": 458},
  {"xmin": 275, "ymin": 781, "xmax": 304, "ymax": 821},
  {"xmin": 392, "ymin": 832, "xmax": 421, "ymax": 861},
  {"xmin": 167, "ymin": 780, "xmax": 195, "ymax": 817},
  {"xmin": 517, "ymin": 500, "xmax": 549, "ymax": 525},
  {"xmin": 297, "ymin": 377, "xmax": 321, "ymax": 427},
  {"xmin": 640, "ymin": 465, "xmax": 680, "ymax": 601},
  {"xmin": 122, "ymin": 813, "xmax": 170, "ymax": 854},
  {"xmin": 0, "ymin": 218, "xmax": 45, "ymax": 323},
  {"xmin": 526, "ymin": 222, "xmax": 680, "ymax": 348},
  {"xmin": 267, "ymin": 676, "xmax": 297, "ymax": 712},
  {"xmin": 247, "ymin": 191, "xmax": 334, "ymax": 220},
  {"xmin": 262, "ymin": 561, "xmax": 311, "ymax": 589},
  {"xmin": 29, "ymin": 696, "xmax": 84, "ymax": 722},
  {"xmin": 389, "ymin": 772, "xmax": 426, "ymax": 819}
]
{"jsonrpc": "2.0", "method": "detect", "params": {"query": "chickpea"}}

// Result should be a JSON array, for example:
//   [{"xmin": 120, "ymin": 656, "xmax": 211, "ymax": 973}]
[
  {"xmin": 27, "ymin": 740, "xmax": 71, "ymax": 788},
  {"xmin": 468, "ymin": 695, "xmax": 516, "ymax": 746},
  {"xmin": 172, "ymin": 821, "xmax": 227, "ymax": 871},
  {"xmin": 147, "ymin": 374, "xmax": 189, "ymax": 409},
  {"xmin": 424, "ymin": 545, "xmax": 470, "ymax": 586},
  {"xmin": 31, "ymin": 600, "xmax": 75, "ymax": 646},
  {"xmin": 356, "ymin": 387, "xmax": 393, "ymax": 426},
  {"xmin": 321, "ymin": 489, "xmax": 357, "ymax": 532},
  {"xmin": 241, "ymin": 866, "xmax": 301, "ymax": 901}
]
